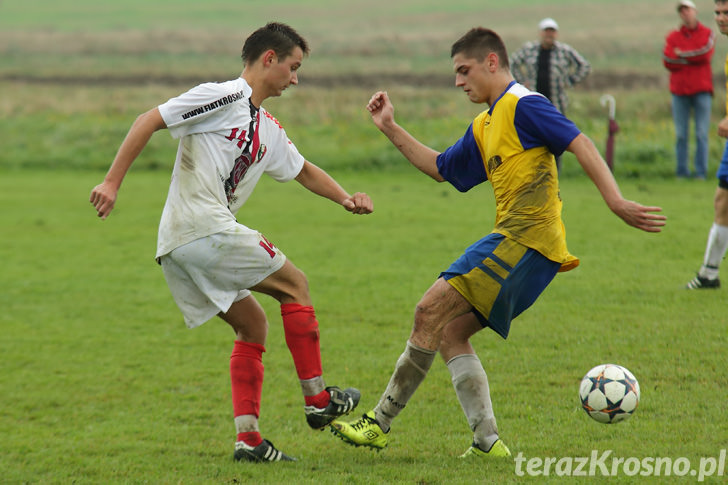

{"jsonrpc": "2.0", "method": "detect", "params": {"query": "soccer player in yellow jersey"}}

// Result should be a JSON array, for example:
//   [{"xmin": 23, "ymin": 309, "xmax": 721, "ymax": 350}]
[
  {"xmin": 686, "ymin": 0, "xmax": 728, "ymax": 289},
  {"xmin": 330, "ymin": 27, "xmax": 666, "ymax": 457}
]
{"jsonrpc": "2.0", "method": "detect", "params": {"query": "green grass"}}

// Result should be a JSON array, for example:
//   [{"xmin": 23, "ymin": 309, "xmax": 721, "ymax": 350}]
[
  {"xmin": 1, "ymin": 169, "xmax": 726, "ymax": 483},
  {"xmin": 2, "ymin": 79, "xmax": 727, "ymax": 179},
  {"xmin": 2, "ymin": 1, "xmax": 728, "ymax": 482}
]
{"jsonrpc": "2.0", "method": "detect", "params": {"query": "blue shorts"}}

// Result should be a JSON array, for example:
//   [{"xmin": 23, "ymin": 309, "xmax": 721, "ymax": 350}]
[
  {"xmin": 718, "ymin": 141, "xmax": 728, "ymax": 189},
  {"xmin": 440, "ymin": 233, "xmax": 560, "ymax": 339}
]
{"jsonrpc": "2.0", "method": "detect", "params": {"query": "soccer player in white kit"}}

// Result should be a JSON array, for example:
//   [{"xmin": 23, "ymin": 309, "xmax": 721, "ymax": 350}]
[{"xmin": 90, "ymin": 22, "xmax": 373, "ymax": 463}]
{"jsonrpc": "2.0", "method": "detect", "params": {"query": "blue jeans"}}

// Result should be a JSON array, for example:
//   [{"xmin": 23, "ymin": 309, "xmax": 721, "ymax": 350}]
[{"xmin": 672, "ymin": 92, "xmax": 712, "ymax": 178}]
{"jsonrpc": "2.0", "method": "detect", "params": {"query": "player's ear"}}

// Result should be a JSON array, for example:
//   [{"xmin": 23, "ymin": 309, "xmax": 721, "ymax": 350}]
[
  {"xmin": 262, "ymin": 49, "xmax": 277, "ymax": 66},
  {"xmin": 486, "ymin": 52, "xmax": 499, "ymax": 72}
]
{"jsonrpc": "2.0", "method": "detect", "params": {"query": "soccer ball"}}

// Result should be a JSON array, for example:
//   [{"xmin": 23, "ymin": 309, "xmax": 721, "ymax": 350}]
[{"xmin": 579, "ymin": 364, "xmax": 640, "ymax": 424}]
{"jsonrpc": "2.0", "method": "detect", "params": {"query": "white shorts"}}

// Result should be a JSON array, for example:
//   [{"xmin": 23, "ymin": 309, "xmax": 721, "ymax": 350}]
[{"xmin": 160, "ymin": 225, "xmax": 286, "ymax": 328}]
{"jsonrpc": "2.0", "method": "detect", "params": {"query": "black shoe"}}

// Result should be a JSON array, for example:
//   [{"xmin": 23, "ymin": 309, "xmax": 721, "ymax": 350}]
[
  {"xmin": 686, "ymin": 274, "xmax": 720, "ymax": 289},
  {"xmin": 305, "ymin": 386, "xmax": 361, "ymax": 429},
  {"xmin": 234, "ymin": 439, "xmax": 297, "ymax": 462}
]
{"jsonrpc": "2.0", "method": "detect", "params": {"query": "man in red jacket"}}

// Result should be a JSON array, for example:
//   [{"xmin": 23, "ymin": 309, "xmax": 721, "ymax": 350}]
[{"xmin": 663, "ymin": 0, "xmax": 715, "ymax": 179}]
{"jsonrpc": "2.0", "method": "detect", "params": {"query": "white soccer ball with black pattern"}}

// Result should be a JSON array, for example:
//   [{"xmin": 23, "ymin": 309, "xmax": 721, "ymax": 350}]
[{"xmin": 579, "ymin": 364, "xmax": 640, "ymax": 424}]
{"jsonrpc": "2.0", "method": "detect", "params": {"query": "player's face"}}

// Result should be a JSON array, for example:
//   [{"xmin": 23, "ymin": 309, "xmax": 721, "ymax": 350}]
[
  {"xmin": 716, "ymin": 2, "xmax": 728, "ymax": 35},
  {"xmin": 267, "ymin": 46, "xmax": 304, "ymax": 97},
  {"xmin": 453, "ymin": 53, "xmax": 491, "ymax": 104}
]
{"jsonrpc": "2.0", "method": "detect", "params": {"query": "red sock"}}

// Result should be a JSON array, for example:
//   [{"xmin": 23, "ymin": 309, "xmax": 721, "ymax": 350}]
[
  {"xmin": 306, "ymin": 389, "xmax": 330, "ymax": 409},
  {"xmin": 281, "ymin": 303, "xmax": 327, "ymax": 406},
  {"xmin": 230, "ymin": 341, "xmax": 264, "ymax": 443},
  {"xmin": 238, "ymin": 431, "xmax": 262, "ymax": 447}
]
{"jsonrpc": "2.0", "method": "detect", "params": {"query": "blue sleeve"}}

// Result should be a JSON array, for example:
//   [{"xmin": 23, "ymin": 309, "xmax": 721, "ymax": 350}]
[
  {"xmin": 436, "ymin": 124, "xmax": 488, "ymax": 192},
  {"xmin": 514, "ymin": 95, "xmax": 581, "ymax": 156}
]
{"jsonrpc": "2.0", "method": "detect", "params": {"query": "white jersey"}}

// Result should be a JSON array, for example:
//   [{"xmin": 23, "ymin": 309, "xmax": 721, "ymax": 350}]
[{"xmin": 155, "ymin": 77, "xmax": 305, "ymax": 259}]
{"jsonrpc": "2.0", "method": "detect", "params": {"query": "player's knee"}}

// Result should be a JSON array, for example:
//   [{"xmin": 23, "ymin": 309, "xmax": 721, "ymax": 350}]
[
  {"xmin": 413, "ymin": 300, "xmax": 442, "ymax": 335},
  {"xmin": 413, "ymin": 300, "xmax": 431, "ymax": 322},
  {"xmin": 264, "ymin": 263, "xmax": 311, "ymax": 304},
  {"xmin": 714, "ymin": 187, "xmax": 728, "ymax": 224},
  {"xmin": 715, "ymin": 187, "xmax": 728, "ymax": 205},
  {"xmin": 285, "ymin": 266, "xmax": 310, "ymax": 301},
  {"xmin": 234, "ymin": 324, "xmax": 268, "ymax": 344},
  {"xmin": 220, "ymin": 310, "xmax": 269, "ymax": 344}
]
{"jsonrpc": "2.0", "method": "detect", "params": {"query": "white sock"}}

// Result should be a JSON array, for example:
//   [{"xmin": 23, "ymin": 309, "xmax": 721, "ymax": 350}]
[
  {"xmin": 447, "ymin": 353, "xmax": 498, "ymax": 450},
  {"xmin": 300, "ymin": 376, "xmax": 326, "ymax": 398},
  {"xmin": 234, "ymin": 414, "xmax": 259, "ymax": 435},
  {"xmin": 374, "ymin": 340, "xmax": 436, "ymax": 433},
  {"xmin": 700, "ymin": 223, "xmax": 728, "ymax": 279}
]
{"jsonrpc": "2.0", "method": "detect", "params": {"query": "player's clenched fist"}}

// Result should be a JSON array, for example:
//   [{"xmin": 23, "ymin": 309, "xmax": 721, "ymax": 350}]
[
  {"xmin": 89, "ymin": 182, "xmax": 118, "ymax": 219},
  {"xmin": 342, "ymin": 192, "xmax": 373, "ymax": 215},
  {"xmin": 366, "ymin": 91, "xmax": 394, "ymax": 131}
]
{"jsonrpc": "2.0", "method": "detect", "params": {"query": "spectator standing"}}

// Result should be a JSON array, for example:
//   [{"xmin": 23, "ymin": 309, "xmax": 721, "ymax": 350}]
[
  {"xmin": 663, "ymin": 0, "xmax": 715, "ymax": 179},
  {"xmin": 510, "ymin": 18, "xmax": 591, "ymax": 171}
]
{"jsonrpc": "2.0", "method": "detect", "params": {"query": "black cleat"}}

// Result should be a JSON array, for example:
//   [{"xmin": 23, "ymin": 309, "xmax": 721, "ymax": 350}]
[
  {"xmin": 305, "ymin": 386, "xmax": 361, "ymax": 430},
  {"xmin": 686, "ymin": 274, "xmax": 720, "ymax": 289},
  {"xmin": 234, "ymin": 439, "xmax": 297, "ymax": 463}
]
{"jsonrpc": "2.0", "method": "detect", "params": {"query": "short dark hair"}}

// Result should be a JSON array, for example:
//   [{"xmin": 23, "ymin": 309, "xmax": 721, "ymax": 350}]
[
  {"xmin": 451, "ymin": 27, "xmax": 509, "ymax": 69},
  {"xmin": 241, "ymin": 22, "xmax": 310, "ymax": 64}
]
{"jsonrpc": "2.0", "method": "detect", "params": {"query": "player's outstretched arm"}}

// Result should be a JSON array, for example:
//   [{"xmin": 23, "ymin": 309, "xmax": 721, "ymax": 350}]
[
  {"xmin": 567, "ymin": 133, "xmax": 666, "ymax": 233},
  {"xmin": 90, "ymin": 108, "xmax": 167, "ymax": 219},
  {"xmin": 366, "ymin": 91, "xmax": 444, "ymax": 182},
  {"xmin": 294, "ymin": 160, "xmax": 373, "ymax": 215}
]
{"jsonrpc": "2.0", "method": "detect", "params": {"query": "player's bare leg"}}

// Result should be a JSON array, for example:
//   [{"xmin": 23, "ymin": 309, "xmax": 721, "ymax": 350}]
[
  {"xmin": 220, "ymin": 293, "xmax": 269, "ymax": 344},
  {"xmin": 251, "ymin": 259, "xmax": 311, "ymax": 306}
]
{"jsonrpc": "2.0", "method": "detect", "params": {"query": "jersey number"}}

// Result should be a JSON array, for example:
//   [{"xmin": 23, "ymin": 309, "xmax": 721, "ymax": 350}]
[
  {"xmin": 225, "ymin": 128, "xmax": 248, "ymax": 149},
  {"xmin": 259, "ymin": 236, "xmax": 276, "ymax": 259}
]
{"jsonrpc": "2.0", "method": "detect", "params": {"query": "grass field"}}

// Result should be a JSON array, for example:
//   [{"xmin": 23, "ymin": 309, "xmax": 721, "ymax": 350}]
[
  {"xmin": 1, "ymin": 170, "xmax": 726, "ymax": 484},
  {"xmin": 2, "ymin": 0, "xmax": 728, "ymax": 483}
]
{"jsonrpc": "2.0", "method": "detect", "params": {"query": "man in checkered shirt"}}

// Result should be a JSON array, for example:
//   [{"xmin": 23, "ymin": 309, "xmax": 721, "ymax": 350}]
[{"xmin": 510, "ymin": 18, "xmax": 591, "ymax": 171}]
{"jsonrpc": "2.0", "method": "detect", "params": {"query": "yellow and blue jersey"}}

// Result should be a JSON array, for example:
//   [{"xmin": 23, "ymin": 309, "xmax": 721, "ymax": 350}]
[{"xmin": 436, "ymin": 81, "xmax": 580, "ymax": 271}]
